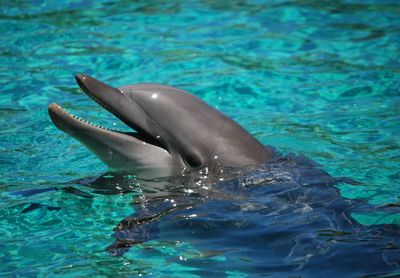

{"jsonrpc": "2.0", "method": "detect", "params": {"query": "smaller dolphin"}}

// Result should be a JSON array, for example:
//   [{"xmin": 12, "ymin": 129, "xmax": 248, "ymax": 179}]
[{"xmin": 48, "ymin": 74, "xmax": 272, "ymax": 177}]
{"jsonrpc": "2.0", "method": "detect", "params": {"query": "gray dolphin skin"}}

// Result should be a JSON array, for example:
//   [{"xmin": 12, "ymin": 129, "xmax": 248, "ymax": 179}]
[{"xmin": 48, "ymin": 74, "xmax": 272, "ymax": 177}]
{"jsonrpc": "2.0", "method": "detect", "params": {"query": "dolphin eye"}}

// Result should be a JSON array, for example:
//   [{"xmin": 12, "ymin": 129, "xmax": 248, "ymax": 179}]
[{"xmin": 184, "ymin": 153, "xmax": 202, "ymax": 168}]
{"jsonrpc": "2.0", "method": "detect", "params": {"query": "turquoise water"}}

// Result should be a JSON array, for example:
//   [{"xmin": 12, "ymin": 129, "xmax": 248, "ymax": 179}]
[{"xmin": 1, "ymin": 0, "xmax": 400, "ymax": 276}]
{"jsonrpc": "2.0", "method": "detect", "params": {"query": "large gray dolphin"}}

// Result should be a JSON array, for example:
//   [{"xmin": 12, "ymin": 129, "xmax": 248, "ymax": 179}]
[{"xmin": 48, "ymin": 74, "xmax": 272, "ymax": 177}]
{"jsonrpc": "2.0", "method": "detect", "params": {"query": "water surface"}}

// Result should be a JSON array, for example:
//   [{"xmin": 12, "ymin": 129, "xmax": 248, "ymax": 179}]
[{"xmin": 0, "ymin": 0, "xmax": 399, "ymax": 276}]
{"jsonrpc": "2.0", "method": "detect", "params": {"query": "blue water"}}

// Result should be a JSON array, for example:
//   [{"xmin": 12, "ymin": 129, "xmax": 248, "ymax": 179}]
[{"xmin": 1, "ymin": 0, "xmax": 400, "ymax": 276}]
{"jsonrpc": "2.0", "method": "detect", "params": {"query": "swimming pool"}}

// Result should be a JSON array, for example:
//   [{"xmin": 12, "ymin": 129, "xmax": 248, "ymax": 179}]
[{"xmin": 0, "ymin": 1, "xmax": 399, "ymax": 276}]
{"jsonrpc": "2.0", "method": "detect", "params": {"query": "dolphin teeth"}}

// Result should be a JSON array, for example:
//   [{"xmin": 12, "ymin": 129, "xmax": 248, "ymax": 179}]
[{"xmin": 59, "ymin": 105, "xmax": 110, "ymax": 131}]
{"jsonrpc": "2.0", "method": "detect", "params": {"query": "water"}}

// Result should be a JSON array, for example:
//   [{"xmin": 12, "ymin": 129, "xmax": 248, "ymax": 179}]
[{"xmin": 1, "ymin": 0, "xmax": 399, "ymax": 276}]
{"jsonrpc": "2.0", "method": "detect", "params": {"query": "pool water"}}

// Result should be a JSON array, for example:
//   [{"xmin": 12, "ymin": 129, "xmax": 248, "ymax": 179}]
[{"xmin": 1, "ymin": 0, "xmax": 399, "ymax": 276}]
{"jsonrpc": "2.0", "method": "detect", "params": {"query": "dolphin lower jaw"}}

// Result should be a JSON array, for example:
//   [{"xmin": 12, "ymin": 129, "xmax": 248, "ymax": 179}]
[{"xmin": 48, "ymin": 103, "xmax": 173, "ymax": 173}]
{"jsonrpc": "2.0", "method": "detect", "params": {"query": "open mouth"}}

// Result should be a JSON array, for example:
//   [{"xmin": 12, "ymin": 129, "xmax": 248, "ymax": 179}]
[{"xmin": 48, "ymin": 74, "xmax": 166, "ymax": 151}]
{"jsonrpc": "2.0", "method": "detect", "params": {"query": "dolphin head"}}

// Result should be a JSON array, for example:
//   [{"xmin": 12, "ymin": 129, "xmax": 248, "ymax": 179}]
[{"xmin": 48, "ymin": 74, "xmax": 272, "ymax": 177}]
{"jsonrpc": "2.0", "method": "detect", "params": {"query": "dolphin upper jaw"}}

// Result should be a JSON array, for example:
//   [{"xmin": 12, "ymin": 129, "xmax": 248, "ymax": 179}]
[{"xmin": 74, "ymin": 74, "xmax": 172, "ymax": 152}]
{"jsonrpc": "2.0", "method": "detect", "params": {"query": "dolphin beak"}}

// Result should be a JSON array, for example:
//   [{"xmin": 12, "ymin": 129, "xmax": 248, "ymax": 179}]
[{"xmin": 48, "ymin": 74, "xmax": 171, "ymax": 172}]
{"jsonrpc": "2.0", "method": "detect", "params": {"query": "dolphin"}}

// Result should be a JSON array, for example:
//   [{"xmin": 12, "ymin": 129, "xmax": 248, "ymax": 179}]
[{"xmin": 48, "ymin": 74, "xmax": 272, "ymax": 177}]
